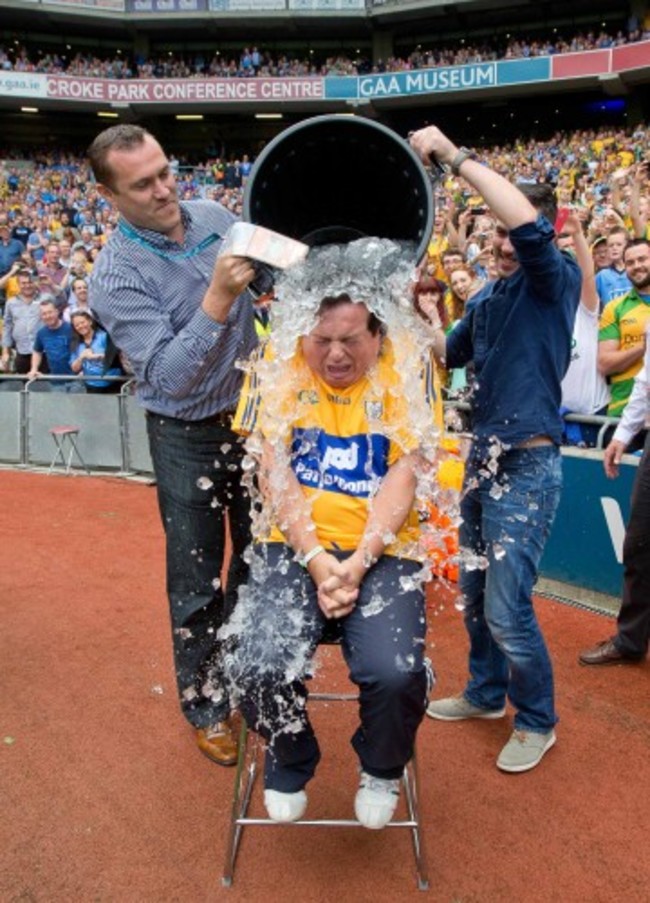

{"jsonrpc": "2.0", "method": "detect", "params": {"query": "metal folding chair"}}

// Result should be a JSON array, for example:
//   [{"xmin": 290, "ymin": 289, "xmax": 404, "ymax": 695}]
[
  {"xmin": 222, "ymin": 640, "xmax": 430, "ymax": 891},
  {"xmin": 48, "ymin": 426, "xmax": 91, "ymax": 475}
]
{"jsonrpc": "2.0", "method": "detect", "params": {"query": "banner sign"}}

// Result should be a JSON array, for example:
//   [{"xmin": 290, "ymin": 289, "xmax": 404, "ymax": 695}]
[
  {"xmin": 540, "ymin": 450, "xmax": 637, "ymax": 598},
  {"xmin": 0, "ymin": 41, "xmax": 648, "ymax": 106},
  {"xmin": 128, "ymin": 0, "xmax": 207, "ymax": 10},
  {"xmin": 327, "ymin": 63, "xmax": 500, "ymax": 101},
  {"xmin": 48, "ymin": 0, "xmax": 124, "ymax": 8},
  {"xmin": 0, "ymin": 74, "xmax": 324, "ymax": 102}
]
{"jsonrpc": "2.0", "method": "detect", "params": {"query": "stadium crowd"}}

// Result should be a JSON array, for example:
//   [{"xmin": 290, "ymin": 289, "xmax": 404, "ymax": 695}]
[
  {"xmin": 0, "ymin": 121, "xmax": 648, "ymax": 446},
  {"xmin": 1, "ymin": 17, "xmax": 649, "ymax": 81}
]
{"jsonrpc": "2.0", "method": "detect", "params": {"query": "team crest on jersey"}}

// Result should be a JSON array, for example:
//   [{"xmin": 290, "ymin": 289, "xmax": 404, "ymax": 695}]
[
  {"xmin": 297, "ymin": 389, "xmax": 319, "ymax": 404},
  {"xmin": 364, "ymin": 400, "xmax": 384, "ymax": 420}
]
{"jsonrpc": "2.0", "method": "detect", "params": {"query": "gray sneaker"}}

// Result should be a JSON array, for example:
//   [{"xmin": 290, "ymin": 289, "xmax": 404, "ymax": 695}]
[
  {"xmin": 496, "ymin": 729, "xmax": 556, "ymax": 773},
  {"xmin": 426, "ymin": 694, "xmax": 506, "ymax": 721}
]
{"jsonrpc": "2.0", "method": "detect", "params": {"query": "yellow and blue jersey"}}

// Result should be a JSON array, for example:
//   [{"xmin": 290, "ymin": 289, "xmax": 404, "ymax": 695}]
[{"xmin": 233, "ymin": 339, "xmax": 434, "ymax": 553}]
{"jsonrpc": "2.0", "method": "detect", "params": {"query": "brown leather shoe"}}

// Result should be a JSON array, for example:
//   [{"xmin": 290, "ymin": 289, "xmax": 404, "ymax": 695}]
[
  {"xmin": 196, "ymin": 717, "xmax": 239, "ymax": 766},
  {"xmin": 579, "ymin": 638, "xmax": 643, "ymax": 666}
]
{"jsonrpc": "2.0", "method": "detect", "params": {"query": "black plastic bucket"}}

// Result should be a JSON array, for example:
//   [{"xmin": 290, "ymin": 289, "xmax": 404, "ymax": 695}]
[{"xmin": 243, "ymin": 114, "xmax": 433, "ymax": 262}]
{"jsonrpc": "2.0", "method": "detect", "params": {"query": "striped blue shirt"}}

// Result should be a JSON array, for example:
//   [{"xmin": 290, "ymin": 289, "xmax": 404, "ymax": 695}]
[{"xmin": 89, "ymin": 200, "xmax": 258, "ymax": 420}]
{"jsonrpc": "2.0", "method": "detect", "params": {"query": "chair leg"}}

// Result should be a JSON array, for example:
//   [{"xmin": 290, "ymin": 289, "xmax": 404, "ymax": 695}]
[
  {"xmin": 222, "ymin": 718, "xmax": 261, "ymax": 887},
  {"xmin": 67, "ymin": 434, "xmax": 91, "ymax": 475},
  {"xmin": 48, "ymin": 436, "xmax": 66, "ymax": 475},
  {"xmin": 403, "ymin": 751, "xmax": 430, "ymax": 891}
]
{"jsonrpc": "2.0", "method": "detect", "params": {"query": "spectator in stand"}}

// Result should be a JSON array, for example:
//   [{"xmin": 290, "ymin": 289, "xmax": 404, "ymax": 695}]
[
  {"xmin": 579, "ymin": 321, "xmax": 650, "ymax": 666},
  {"xmin": 595, "ymin": 225, "xmax": 632, "ymax": 306},
  {"xmin": 26, "ymin": 218, "xmax": 51, "ymax": 263},
  {"xmin": 413, "ymin": 273, "xmax": 449, "ymax": 332},
  {"xmin": 69, "ymin": 310, "xmax": 123, "ymax": 394},
  {"xmin": 1, "ymin": 23, "xmax": 649, "ymax": 81},
  {"xmin": 240, "ymin": 154, "xmax": 253, "ymax": 186},
  {"xmin": 449, "ymin": 263, "xmax": 485, "ymax": 314},
  {"xmin": 58, "ymin": 239, "xmax": 73, "ymax": 270},
  {"xmin": 64, "ymin": 276, "xmax": 90, "ymax": 320},
  {"xmin": 425, "ymin": 206, "xmax": 452, "ymax": 281},
  {"xmin": 598, "ymin": 239, "xmax": 650, "ymax": 423},
  {"xmin": 440, "ymin": 247, "xmax": 466, "ymax": 285},
  {"xmin": 0, "ymin": 219, "xmax": 24, "ymax": 284},
  {"xmin": 69, "ymin": 248, "xmax": 93, "ymax": 278},
  {"xmin": 52, "ymin": 211, "xmax": 80, "ymax": 243},
  {"xmin": 37, "ymin": 241, "xmax": 67, "ymax": 301},
  {"xmin": 1, "ymin": 271, "xmax": 45, "ymax": 373},
  {"xmin": 591, "ymin": 236, "xmax": 610, "ymax": 272},
  {"xmin": 28, "ymin": 299, "xmax": 83, "ymax": 392},
  {"xmin": 11, "ymin": 214, "xmax": 31, "ymax": 247},
  {"xmin": 559, "ymin": 210, "xmax": 610, "ymax": 442},
  {"xmin": 445, "ymin": 263, "xmax": 484, "ymax": 399},
  {"xmin": 75, "ymin": 226, "xmax": 96, "ymax": 255},
  {"xmin": 630, "ymin": 161, "xmax": 650, "ymax": 239}
]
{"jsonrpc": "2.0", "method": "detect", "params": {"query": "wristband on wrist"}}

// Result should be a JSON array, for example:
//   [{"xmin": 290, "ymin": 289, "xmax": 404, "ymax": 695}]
[
  {"xmin": 450, "ymin": 146, "xmax": 476, "ymax": 176},
  {"xmin": 298, "ymin": 544, "xmax": 326, "ymax": 568}
]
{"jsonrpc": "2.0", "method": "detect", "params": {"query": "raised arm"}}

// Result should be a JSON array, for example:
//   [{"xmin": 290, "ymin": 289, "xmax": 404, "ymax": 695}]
[
  {"xmin": 630, "ymin": 162, "xmax": 649, "ymax": 239},
  {"xmin": 409, "ymin": 126, "xmax": 537, "ymax": 231},
  {"xmin": 564, "ymin": 210, "xmax": 599, "ymax": 313}
]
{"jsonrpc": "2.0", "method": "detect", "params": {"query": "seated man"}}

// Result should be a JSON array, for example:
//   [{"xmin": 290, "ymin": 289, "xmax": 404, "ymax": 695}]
[{"xmin": 224, "ymin": 247, "xmax": 437, "ymax": 830}]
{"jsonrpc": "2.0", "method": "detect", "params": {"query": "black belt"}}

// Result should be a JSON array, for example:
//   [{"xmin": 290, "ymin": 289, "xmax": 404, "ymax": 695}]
[{"xmin": 147, "ymin": 409, "xmax": 236, "ymax": 427}]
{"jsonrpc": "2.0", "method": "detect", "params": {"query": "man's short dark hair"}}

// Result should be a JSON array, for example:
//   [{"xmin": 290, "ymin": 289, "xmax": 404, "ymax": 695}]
[
  {"xmin": 317, "ymin": 294, "xmax": 384, "ymax": 336},
  {"xmin": 441, "ymin": 247, "xmax": 464, "ymax": 262},
  {"xmin": 87, "ymin": 124, "xmax": 151, "ymax": 189},
  {"xmin": 516, "ymin": 183, "xmax": 558, "ymax": 227},
  {"xmin": 623, "ymin": 238, "xmax": 649, "ymax": 259}
]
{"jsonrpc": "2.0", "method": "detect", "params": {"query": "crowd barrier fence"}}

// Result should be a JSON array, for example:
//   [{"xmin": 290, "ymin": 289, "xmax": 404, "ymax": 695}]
[
  {"xmin": 0, "ymin": 375, "xmax": 153, "ymax": 475},
  {"xmin": 1, "ymin": 376, "xmax": 636, "ymax": 607}
]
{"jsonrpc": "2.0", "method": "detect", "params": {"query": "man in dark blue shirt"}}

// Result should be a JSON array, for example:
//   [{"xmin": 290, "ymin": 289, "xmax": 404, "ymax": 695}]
[
  {"xmin": 28, "ymin": 300, "xmax": 84, "ymax": 393},
  {"xmin": 0, "ymin": 220, "xmax": 24, "ymax": 279},
  {"xmin": 410, "ymin": 125, "xmax": 581, "ymax": 774}
]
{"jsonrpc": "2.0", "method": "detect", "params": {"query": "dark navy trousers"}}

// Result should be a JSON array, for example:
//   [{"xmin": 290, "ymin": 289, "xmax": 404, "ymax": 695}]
[
  {"xmin": 229, "ymin": 543, "xmax": 428, "ymax": 792},
  {"xmin": 147, "ymin": 413, "xmax": 251, "ymax": 727}
]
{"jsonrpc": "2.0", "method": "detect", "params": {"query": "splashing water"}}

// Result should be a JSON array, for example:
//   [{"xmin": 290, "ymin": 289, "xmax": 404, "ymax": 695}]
[
  {"xmin": 362, "ymin": 594, "xmax": 393, "ymax": 618},
  {"xmin": 215, "ymin": 237, "xmax": 463, "ymax": 748}
]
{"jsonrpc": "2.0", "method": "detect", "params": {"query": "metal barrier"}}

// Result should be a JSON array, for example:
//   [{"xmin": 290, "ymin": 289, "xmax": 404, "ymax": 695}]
[
  {"xmin": 442, "ymin": 399, "xmax": 622, "ymax": 450},
  {"xmin": 0, "ymin": 375, "xmax": 153, "ymax": 476},
  {"xmin": 0, "ymin": 376, "xmax": 637, "ymax": 605},
  {"xmin": 0, "ymin": 376, "xmax": 622, "ymax": 475}
]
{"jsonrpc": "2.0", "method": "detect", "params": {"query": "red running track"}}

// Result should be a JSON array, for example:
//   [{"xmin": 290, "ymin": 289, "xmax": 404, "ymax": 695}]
[{"xmin": 1, "ymin": 471, "xmax": 649, "ymax": 902}]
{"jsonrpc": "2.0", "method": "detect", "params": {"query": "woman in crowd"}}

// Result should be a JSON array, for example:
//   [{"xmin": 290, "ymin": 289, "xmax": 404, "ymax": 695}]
[
  {"xmin": 69, "ymin": 310, "xmax": 123, "ymax": 394},
  {"xmin": 413, "ymin": 272, "xmax": 449, "ymax": 331},
  {"xmin": 447, "ymin": 263, "xmax": 484, "ymax": 323}
]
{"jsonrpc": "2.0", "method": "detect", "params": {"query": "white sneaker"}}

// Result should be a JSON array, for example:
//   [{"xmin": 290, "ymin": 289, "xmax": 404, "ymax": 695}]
[
  {"xmin": 263, "ymin": 788, "xmax": 307, "ymax": 823},
  {"xmin": 426, "ymin": 694, "xmax": 506, "ymax": 721},
  {"xmin": 496, "ymin": 729, "xmax": 556, "ymax": 773},
  {"xmin": 354, "ymin": 771, "xmax": 400, "ymax": 830}
]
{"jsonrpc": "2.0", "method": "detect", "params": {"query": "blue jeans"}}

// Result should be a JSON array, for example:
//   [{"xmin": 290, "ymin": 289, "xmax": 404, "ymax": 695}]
[
  {"xmin": 459, "ymin": 446, "xmax": 562, "ymax": 733},
  {"xmin": 146, "ymin": 413, "xmax": 251, "ymax": 727},
  {"xmin": 228, "ymin": 544, "xmax": 428, "ymax": 792}
]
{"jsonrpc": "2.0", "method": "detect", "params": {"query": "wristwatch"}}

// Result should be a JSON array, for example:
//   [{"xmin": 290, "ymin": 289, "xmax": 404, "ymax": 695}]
[{"xmin": 450, "ymin": 147, "xmax": 475, "ymax": 176}]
